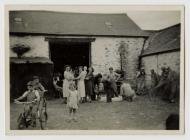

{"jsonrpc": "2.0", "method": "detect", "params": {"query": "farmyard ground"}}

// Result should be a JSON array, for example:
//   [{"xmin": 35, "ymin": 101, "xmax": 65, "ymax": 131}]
[{"xmin": 10, "ymin": 95, "xmax": 179, "ymax": 130}]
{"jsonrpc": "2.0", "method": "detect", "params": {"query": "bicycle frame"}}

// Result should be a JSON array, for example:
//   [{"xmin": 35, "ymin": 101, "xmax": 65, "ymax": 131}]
[
  {"xmin": 37, "ymin": 90, "xmax": 48, "ymax": 129},
  {"xmin": 15, "ymin": 101, "xmax": 37, "ymax": 129},
  {"xmin": 15, "ymin": 90, "xmax": 48, "ymax": 130}
]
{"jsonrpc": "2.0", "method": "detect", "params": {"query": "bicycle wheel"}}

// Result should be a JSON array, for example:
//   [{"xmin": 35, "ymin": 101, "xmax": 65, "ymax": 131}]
[
  {"xmin": 39, "ymin": 110, "xmax": 48, "ymax": 130},
  {"xmin": 17, "ymin": 113, "xmax": 26, "ymax": 129}
]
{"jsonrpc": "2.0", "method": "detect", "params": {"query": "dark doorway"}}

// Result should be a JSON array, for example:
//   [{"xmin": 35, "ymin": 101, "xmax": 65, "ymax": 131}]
[{"xmin": 49, "ymin": 40, "xmax": 91, "ymax": 73}]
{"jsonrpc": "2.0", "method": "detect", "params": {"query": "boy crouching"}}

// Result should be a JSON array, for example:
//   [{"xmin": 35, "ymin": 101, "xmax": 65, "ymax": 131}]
[{"xmin": 120, "ymin": 81, "xmax": 136, "ymax": 102}]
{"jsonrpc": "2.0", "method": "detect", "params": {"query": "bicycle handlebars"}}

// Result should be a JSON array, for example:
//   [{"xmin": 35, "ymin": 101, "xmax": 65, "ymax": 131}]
[
  {"xmin": 14, "ymin": 90, "xmax": 48, "ymax": 105},
  {"xmin": 14, "ymin": 100, "xmax": 35, "ymax": 105}
]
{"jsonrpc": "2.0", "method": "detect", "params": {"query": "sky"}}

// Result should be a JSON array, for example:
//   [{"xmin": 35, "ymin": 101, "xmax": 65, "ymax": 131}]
[{"xmin": 127, "ymin": 11, "xmax": 180, "ymax": 30}]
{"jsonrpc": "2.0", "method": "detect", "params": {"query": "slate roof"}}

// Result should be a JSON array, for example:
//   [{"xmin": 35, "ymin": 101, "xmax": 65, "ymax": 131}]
[
  {"xmin": 141, "ymin": 24, "xmax": 180, "ymax": 57},
  {"xmin": 9, "ymin": 11, "xmax": 150, "ymax": 37},
  {"xmin": 10, "ymin": 57, "xmax": 53, "ymax": 64}
]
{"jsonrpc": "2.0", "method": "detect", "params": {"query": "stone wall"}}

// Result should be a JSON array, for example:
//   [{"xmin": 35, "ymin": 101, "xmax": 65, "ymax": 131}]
[
  {"xmin": 141, "ymin": 51, "xmax": 180, "ymax": 87},
  {"xmin": 91, "ymin": 37, "xmax": 145, "ymax": 80},
  {"xmin": 10, "ymin": 35, "xmax": 145, "ymax": 80}
]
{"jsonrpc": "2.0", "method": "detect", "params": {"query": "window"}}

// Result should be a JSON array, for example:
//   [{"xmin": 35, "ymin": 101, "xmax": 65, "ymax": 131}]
[
  {"xmin": 14, "ymin": 17, "xmax": 23, "ymax": 23},
  {"xmin": 105, "ymin": 21, "xmax": 112, "ymax": 28}
]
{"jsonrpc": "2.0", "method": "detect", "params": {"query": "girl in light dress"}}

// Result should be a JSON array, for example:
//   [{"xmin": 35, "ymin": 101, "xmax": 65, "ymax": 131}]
[
  {"xmin": 75, "ymin": 66, "xmax": 87, "ymax": 103},
  {"xmin": 67, "ymin": 82, "xmax": 80, "ymax": 122}
]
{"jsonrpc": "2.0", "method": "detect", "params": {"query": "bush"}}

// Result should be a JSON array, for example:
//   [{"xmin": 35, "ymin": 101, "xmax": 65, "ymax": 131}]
[{"xmin": 11, "ymin": 44, "xmax": 30, "ymax": 58}]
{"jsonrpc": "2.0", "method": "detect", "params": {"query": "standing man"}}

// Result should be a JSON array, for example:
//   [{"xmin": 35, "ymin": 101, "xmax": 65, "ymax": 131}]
[
  {"xmin": 102, "ymin": 74, "xmax": 113, "ymax": 103},
  {"xmin": 150, "ymin": 69, "xmax": 159, "ymax": 88},
  {"xmin": 166, "ymin": 67, "xmax": 179, "ymax": 103},
  {"xmin": 108, "ymin": 67, "xmax": 120, "ymax": 97}
]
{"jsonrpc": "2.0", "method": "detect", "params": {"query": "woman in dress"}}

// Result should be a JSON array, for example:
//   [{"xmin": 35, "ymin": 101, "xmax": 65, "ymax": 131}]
[
  {"xmin": 85, "ymin": 67, "xmax": 94, "ymax": 102},
  {"xmin": 108, "ymin": 67, "xmax": 120, "ymax": 97},
  {"xmin": 62, "ymin": 65, "xmax": 73, "ymax": 104},
  {"xmin": 75, "ymin": 66, "xmax": 87, "ymax": 103}
]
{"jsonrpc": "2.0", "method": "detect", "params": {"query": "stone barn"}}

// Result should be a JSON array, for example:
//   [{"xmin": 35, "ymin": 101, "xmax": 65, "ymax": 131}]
[
  {"xmin": 140, "ymin": 24, "xmax": 180, "ymax": 87},
  {"xmin": 9, "ymin": 11, "xmax": 150, "ymax": 98}
]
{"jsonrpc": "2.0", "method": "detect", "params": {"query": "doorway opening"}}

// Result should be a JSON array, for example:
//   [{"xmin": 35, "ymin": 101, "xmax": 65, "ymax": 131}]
[{"xmin": 49, "ymin": 39, "xmax": 91, "ymax": 74}]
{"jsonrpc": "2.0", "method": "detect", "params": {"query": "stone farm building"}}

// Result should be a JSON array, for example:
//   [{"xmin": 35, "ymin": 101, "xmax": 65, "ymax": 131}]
[
  {"xmin": 9, "ymin": 11, "xmax": 181, "ymax": 98},
  {"xmin": 9, "ymin": 11, "xmax": 151, "ymax": 98},
  {"xmin": 140, "ymin": 24, "xmax": 180, "ymax": 87}
]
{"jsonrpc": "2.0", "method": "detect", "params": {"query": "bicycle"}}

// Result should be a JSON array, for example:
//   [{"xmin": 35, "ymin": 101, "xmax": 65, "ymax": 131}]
[
  {"xmin": 38, "ymin": 90, "xmax": 48, "ymax": 130},
  {"xmin": 15, "ymin": 100, "xmax": 38, "ymax": 129},
  {"xmin": 15, "ymin": 90, "xmax": 48, "ymax": 130}
]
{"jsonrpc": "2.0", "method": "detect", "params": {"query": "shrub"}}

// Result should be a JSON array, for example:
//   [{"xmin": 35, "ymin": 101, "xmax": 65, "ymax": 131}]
[{"xmin": 11, "ymin": 44, "xmax": 30, "ymax": 58}]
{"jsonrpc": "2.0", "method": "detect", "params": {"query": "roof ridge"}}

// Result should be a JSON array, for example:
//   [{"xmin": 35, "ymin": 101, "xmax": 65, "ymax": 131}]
[{"xmin": 10, "ymin": 10, "xmax": 128, "ymax": 15}]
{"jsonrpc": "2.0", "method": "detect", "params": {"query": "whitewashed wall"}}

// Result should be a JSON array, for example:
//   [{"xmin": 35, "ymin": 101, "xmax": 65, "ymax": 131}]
[{"xmin": 10, "ymin": 35, "xmax": 49, "ymax": 58}]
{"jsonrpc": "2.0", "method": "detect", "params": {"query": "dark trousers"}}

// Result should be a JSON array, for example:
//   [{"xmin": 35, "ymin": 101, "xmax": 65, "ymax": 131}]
[{"xmin": 105, "ymin": 88, "xmax": 112, "ymax": 102}]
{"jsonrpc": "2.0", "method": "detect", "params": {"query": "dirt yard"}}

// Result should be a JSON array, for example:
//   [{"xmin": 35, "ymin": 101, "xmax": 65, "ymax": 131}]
[{"xmin": 10, "ymin": 95, "xmax": 179, "ymax": 130}]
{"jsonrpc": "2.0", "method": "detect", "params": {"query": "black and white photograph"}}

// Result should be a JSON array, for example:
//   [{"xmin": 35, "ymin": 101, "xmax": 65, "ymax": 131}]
[{"xmin": 5, "ymin": 5, "xmax": 185, "ymax": 134}]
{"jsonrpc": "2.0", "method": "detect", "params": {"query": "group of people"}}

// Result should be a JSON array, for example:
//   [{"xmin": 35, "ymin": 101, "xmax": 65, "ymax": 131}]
[
  {"xmin": 150, "ymin": 66, "xmax": 179, "ymax": 103},
  {"xmin": 135, "ymin": 66, "xmax": 179, "ymax": 103},
  {"xmin": 52, "ymin": 66, "xmax": 122, "ymax": 121},
  {"xmin": 58, "ymin": 66, "xmax": 122, "ymax": 103},
  {"xmin": 53, "ymin": 66, "xmax": 125, "ymax": 103},
  {"xmin": 13, "ymin": 65, "xmax": 179, "ymax": 125},
  {"xmin": 61, "ymin": 65, "xmax": 94, "ymax": 104},
  {"xmin": 52, "ymin": 65, "xmax": 179, "ymax": 122}
]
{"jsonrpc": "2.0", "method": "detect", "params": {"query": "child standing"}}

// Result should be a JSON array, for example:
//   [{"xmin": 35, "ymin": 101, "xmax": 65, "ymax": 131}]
[
  {"xmin": 67, "ymin": 83, "xmax": 80, "ymax": 122},
  {"xmin": 32, "ymin": 76, "xmax": 47, "ymax": 113},
  {"xmin": 32, "ymin": 76, "xmax": 46, "ymax": 97}
]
